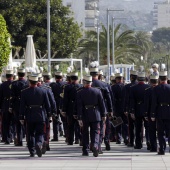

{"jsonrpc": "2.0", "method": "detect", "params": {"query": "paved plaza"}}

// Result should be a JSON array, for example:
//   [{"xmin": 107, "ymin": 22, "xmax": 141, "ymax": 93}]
[{"xmin": 0, "ymin": 136, "xmax": 170, "ymax": 170}]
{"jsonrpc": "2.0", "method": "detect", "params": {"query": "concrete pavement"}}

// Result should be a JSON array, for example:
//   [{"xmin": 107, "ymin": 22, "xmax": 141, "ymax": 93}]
[{"xmin": 0, "ymin": 137, "xmax": 170, "ymax": 170}]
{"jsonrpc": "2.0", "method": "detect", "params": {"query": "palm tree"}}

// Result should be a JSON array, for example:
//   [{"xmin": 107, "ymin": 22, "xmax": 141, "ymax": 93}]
[{"xmin": 78, "ymin": 24, "xmax": 141, "ymax": 66}]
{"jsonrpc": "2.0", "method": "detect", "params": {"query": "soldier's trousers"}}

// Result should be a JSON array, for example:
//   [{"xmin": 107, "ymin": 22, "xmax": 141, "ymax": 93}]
[
  {"xmin": 44, "ymin": 118, "xmax": 50, "ymax": 145},
  {"xmin": 2, "ymin": 111, "xmax": 12, "ymax": 143},
  {"xmin": 157, "ymin": 119, "xmax": 170, "ymax": 151},
  {"xmin": 148, "ymin": 118, "xmax": 157, "ymax": 150},
  {"xmin": 15, "ymin": 119, "xmax": 23, "ymax": 144},
  {"xmin": 82, "ymin": 121, "xmax": 100, "ymax": 154},
  {"xmin": 128, "ymin": 114, "xmax": 135, "ymax": 145},
  {"xmin": 52, "ymin": 117, "xmax": 59, "ymax": 140},
  {"xmin": 104, "ymin": 115, "xmax": 111, "ymax": 145},
  {"xmin": 27, "ymin": 122, "xmax": 45, "ymax": 155},
  {"xmin": 67, "ymin": 116, "xmax": 81, "ymax": 144},
  {"xmin": 115, "ymin": 114, "xmax": 128, "ymax": 143},
  {"xmin": 60, "ymin": 114, "xmax": 68, "ymax": 137}
]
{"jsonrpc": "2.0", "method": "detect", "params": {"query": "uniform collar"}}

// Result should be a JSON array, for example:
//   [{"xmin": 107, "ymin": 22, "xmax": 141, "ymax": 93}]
[
  {"xmin": 138, "ymin": 82, "xmax": 145, "ymax": 85},
  {"xmin": 30, "ymin": 84, "xmax": 37, "ymax": 88}
]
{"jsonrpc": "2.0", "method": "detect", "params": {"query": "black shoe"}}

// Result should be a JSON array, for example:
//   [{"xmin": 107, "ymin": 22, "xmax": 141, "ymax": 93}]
[
  {"xmin": 98, "ymin": 150, "xmax": 103, "ymax": 154},
  {"xmin": 46, "ymin": 144, "xmax": 50, "ymax": 151},
  {"xmin": 150, "ymin": 148, "xmax": 157, "ymax": 152},
  {"xmin": 51, "ymin": 138, "xmax": 58, "ymax": 142},
  {"xmin": 30, "ymin": 153, "xmax": 35, "ymax": 157},
  {"xmin": 35, "ymin": 144, "xmax": 42, "ymax": 157},
  {"xmin": 134, "ymin": 145, "xmax": 142, "ymax": 149},
  {"xmin": 158, "ymin": 150, "xmax": 165, "ymax": 155},
  {"xmin": 82, "ymin": 153, "xmax": 89, "ymax": 156},
  {"xmin": 15, "ymin": 143, "xmax": 23, "ymax": 146},
  {"xmin": 147, "ymin": 142, "xmax": 151, "ymax": 150},
  {"xmin": 74, "ymin": 140, "xmax": 79, "ymax": 144},
  {"xmin": 4, "ymin": 141, "xmax": 10, "ymax": 145},
  {"xmin": 124, "ymin": 139, "xmax": 129, "ymax": 145},
  {"xmin": 67, "ymin": 142, "xmax": 73, "ymax": 145},
  {"xmin": 93, "ymin": 147, "xmax": 99, "ymax": 157},
  {"xmin": 60, "ymin": 131, "xmax": 64, "ymax": 137},
  {"xmin": 105, "ymin": 142, "xmax": 111, "ymax": 151},
  {"xmin": 42, "ymin": 142, "xmax": 47, "ymax": 154},
  {"xmin": 127, "ymin": 143, "xmax": 134, "ymax": 147},
  {"xmin": 116, "ymin": 141, "xmax": 121, "ymax": 144}
]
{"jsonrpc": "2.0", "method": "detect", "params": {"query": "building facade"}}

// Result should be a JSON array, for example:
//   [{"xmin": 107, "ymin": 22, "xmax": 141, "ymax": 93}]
[
  {"xmin": 62, "ymin": 0, "xmax": 99, "ymax": 34},
  {"xmin": 153, "ymin": 0, "xmax": 170, "ymax": 29}
]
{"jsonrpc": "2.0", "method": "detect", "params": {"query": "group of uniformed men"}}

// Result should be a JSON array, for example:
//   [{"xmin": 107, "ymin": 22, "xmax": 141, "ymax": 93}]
[{"xmin": 0, "ymin": 62, "xmax": 170, "ymax": 157}]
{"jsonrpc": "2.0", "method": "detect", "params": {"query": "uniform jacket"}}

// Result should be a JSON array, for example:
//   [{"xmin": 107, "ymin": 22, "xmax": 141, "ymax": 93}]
[
  {"xmin": 130, "ymin": 83, "xmax": 150, "ymax": 117},
  {"xmin": 77, "ymin": 87, "xmax": 106, "ymax": 122},
  {"xmin": 151, "ymin": 83, "xmax": 170, "ymax": 119},
  {"xmin": 19, "ymin": 86, "xmax": 51, "ymax": 122}
]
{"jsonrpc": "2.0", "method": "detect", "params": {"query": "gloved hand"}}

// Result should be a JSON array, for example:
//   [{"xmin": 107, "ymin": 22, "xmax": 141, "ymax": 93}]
[
  {"xmin": 73, "ymin": 115, "xmax": 78, "ymax": 119},
  {"xmin": 20, "ymin": 120, "xmax": 24, "ymax": 125},
  {"xmin": 151, "ymin": 117, "xmax": 156, "ymax": 121},
  {"xmin": 9, "ymin": 108, "xmax": 13, "ymax": 113},
  {"xmin": 144, "ymin": 117, "xmax": 148, "ymax": 121},
  {"xmin": 131, "ymin": 114, "xmax": 135, "ymax": 120},
  {"xmin": 61, "ymin": 112, "xmax": 66, "ymax": 117},
  {"xmin": 102, "ymin": 117, "xmax": 106, "ymax": 122},
  {"xmin": 124, "ymin": 112, "xmax": 128, "ymax": 116},
  {"xmin": 78, "ymin": 120, "xmax": 83, "ymax": 127}
]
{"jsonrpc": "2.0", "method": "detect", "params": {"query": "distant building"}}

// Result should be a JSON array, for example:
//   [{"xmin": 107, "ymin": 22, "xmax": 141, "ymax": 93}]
[
  {"xmin": 153, "ymin": 0, "xmax": 170, "ymax": 29},
  {"xmin": 62, "ymin": 0, "xmax": 99, "ymax": 35}
]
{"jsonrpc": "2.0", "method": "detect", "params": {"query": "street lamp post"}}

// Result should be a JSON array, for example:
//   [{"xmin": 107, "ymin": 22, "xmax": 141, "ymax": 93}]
[
  {"xmin": 112, "ymin": 17, "xmax": 115, "ymax": 73},
  {"xmin": 97, "ymin": 20, "xmax": 100, "ymax": 65},
  {"xmin": 107, "ymin": 9, "xmax": 124, "ymax": 82},
  {"xmin": 47, "ymin": 0, "xmax": 51, "ymax": 73}
]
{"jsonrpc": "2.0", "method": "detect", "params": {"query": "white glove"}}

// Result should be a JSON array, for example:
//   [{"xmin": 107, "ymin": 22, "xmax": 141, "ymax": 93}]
[
  {"xmin": 102, "ymin": 117, "xmax": 106, "ymax": 122},
  {"xmin": 131, "ymin": 114, "xmax": 135, "ymax": 120},
  {"xmin": 151, "ymin": 118, "xmax": 156, "ymax": 121},
  {"xmin": 78, "ymin": 120, "xmax": 83, "ymax": 127},
  {"xmin": 9, "ymin": 108, "xmax": 13, "ymax": 113},
  {"xmin": 20, "ymin": 120, "xmax": 24, "ymax": 125},
  {"xmin": 144, "ymin": 117, "xmax": 148, "ymax": 121},
  {"xmin": 124, "ymin": 112, "xmax": 128, "ymax": 116},
  {"xmin": 61, "ymin": 112, "xmax": 66, "ymax": 117}
]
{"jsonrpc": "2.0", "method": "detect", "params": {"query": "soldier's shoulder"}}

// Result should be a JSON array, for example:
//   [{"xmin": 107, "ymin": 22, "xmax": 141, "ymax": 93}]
[
  {"xmin": 21, "ymin": 87, "xmax": 30, "ymax": 92},
  {"xmin": 77, "ymin": 87, "xmax": 84, "ymax": 93},
  {"xmin": 145, "ymin": 87, "xmax": 151, "ymax": 91}
]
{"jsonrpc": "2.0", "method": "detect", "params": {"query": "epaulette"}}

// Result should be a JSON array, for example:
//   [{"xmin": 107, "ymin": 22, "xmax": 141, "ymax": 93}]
[
  {"xmin": 145, "ymin": 87, "xmax": 151, "ymax": 91},
  {"xmin": 43, "ymin": 85, "xmax": 51, "ymax": 89},
  {"xmin": 77, "ymin": 88, "xmax": 83, "ymax": 93},
  {"xmin": 21, "ymin": 87, "xmax": 29, "ymax": 92}
]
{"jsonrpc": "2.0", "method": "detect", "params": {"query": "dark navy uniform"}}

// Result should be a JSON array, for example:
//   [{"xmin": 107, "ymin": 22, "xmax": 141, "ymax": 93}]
[
  {"xmin": 50, "ymin": 80, "xmax": 66, "ymax": 141},
  {"xmin": 130, "ymin": 82, "xmax": 150, "ymax": 148},
  {"xmin": 124, "ymin": 81, "xmax": 138, "ymax": 146},
  {"xmin": 144, "ymin": 86, "xmax": 157, "ymax": 151},
  {"xmin": 92, "ymin": 79, "xmax": 113, "ymax": 151},
  {"xmin": 40, "ymin": 83, "xmax": 57, "ymax": 149},
  {"xmin": 19, "ymin": 86, "xmax": 51, "ymax": 156},
  {"xmin": 77, "ymin": 87, "xmax": 106, "ymax": 155},
  {"xmin": 10, "ymin": 78, "xmax": 29, "ymax": 145},
  {"xmin": 112, "ymin": 82, "xmax": 128, "ymax": 144},
  {"xmin": 151, "ymin": 83, "xmax": 170, "ymax": 153},
  {"xmin": 63, "ymin": 83, "xmax": 82, "ymax": 145},
  {"xmin": 0, "ymin": 80, "xmax": 13, "ymax": 144}
]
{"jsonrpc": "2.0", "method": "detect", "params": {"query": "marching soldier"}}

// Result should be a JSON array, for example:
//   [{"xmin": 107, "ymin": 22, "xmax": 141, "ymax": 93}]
[
  {"xmin": 77, "ymin": 75, "xmax": 106, "ymax": 157},
  {"xmin": 112, "ymin": 73, "xmax": 128, "ymax": 145},
  {"xmin": 62, "ymin": 72, "xmax": 82, "ymax": 145},
  {"xmin": 130, "ymin": 72, "xmax": 150, "ymax": 149},
  {"xmin": 9, "ymin": 68, "xmax": 29, "ymax": 146},
  {"xmin": 144, "ymin": 75, "xmax": 159, "ymax": 152},
  {"xmin": 0, "ymin": 70, "xmax": 14, "ymax": 144},
  {"xmin": 90, "ymin": 65, "xmax": 113, "ymax": 153},
  {"xmin": 151, "ymin": 71, "xmax": 170, "ymax": 155},
  {"xmin": 124, "ymin": 70, "xmax": 138, "ymax": 147},
  {"xmin": 50, "ymin": 71, "xmax": 65, "ymax": 141},
  {"xmin": 19, "ymin": 74, "xmax": 51, "ymax": 157}
]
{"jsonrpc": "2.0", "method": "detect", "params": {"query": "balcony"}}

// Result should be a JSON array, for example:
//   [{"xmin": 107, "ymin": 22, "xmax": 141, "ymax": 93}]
[
  {"xmin": 85, "ymin": 18, "xmax": 97, "ymax": 27},
  {"xmin": 85, "ymin": 10, "xmax": 99, "ymax": 18}
]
